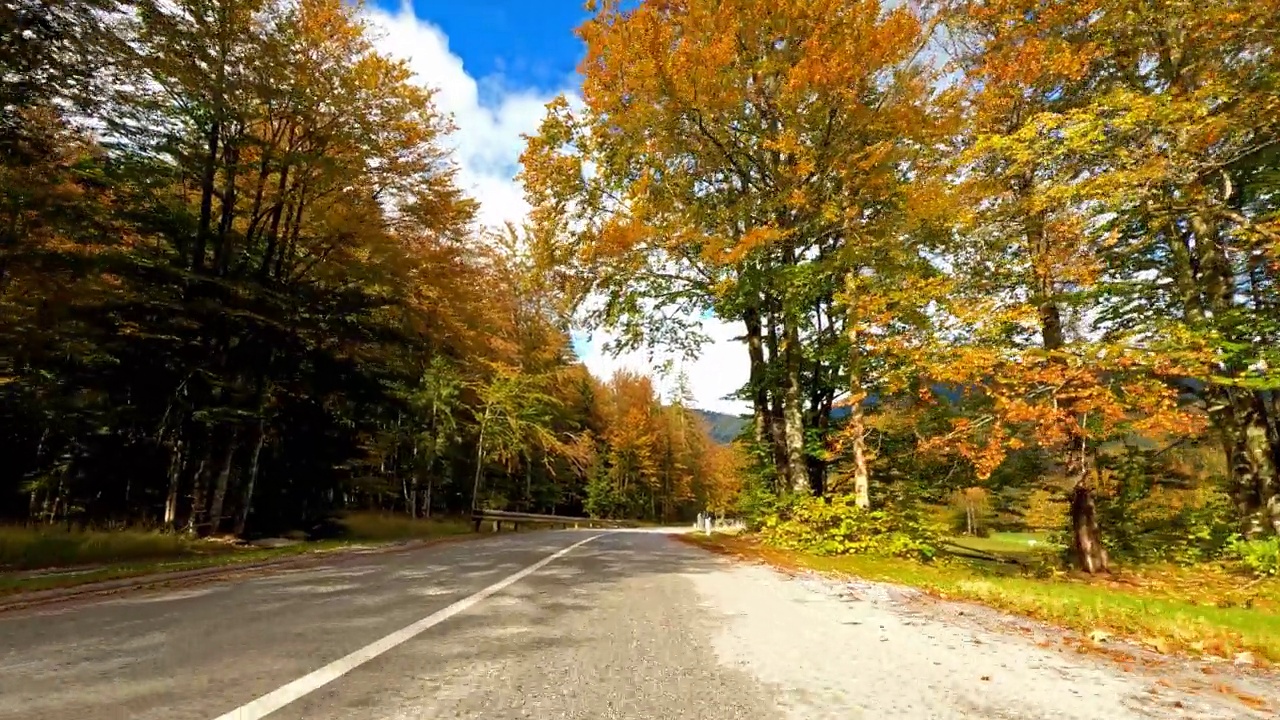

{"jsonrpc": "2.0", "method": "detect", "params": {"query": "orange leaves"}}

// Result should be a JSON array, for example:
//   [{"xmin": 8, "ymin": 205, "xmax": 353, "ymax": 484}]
[
  {"xmin": 918, "ymin": 336, "xmax": 1207, "ymax": 482},
  {"xmin": 582, "ymin": 366, "xmax": 743, "ymax": 515},
  {"xmin": 533, "ymin": 0, "xmax": 948, "ymax": 276},
  {"xmin": 723, "ymin": 226, "xmax": 784, "ymax": 264}
]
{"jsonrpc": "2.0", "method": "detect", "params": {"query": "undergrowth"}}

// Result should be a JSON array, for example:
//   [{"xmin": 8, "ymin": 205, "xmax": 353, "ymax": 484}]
[{"xmin": 758, "ymin": 494, "xmax": 942, "ymax": 561}]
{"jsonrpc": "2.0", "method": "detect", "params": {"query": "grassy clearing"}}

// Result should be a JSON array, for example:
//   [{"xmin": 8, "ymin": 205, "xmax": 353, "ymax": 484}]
[
  {"xmin": 944, "ymin": 532, "xmax": 1060, "ymax": 565},
  {"xmin": 681, "ymin": 533, "xmax": 1280, "ymax": 665},
  {"xmin": 948, "ymin": 531, "xmax": 1056, "ymax": 554},
  {"xmin": 0, "ymin": 512, "xmax": 483, "ymax": 597}
]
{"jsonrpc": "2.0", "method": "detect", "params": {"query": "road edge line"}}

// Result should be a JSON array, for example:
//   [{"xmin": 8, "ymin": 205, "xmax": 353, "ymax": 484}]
[{"xmin": 211, "ymin": 532, "xmax": 610, "ymax": 720}]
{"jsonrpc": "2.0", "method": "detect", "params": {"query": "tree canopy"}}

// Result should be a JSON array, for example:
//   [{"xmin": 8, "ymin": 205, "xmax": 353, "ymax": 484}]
[
  {"xmin": 0, "ymin": 0, "xmax": 738, "ymax": 535},
  {"xmin": 522, "ymin": 0, "xmax": 1280, "ymax": 572}
]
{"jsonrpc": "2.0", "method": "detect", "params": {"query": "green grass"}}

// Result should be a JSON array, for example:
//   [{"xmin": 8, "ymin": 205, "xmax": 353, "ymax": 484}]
[
  {"xmin": 945, "ymin": 532, "xmax": 1059, "ymax": 563},
  {"xmin": 683, "ymin": 533, "xmax": 1280, "ymax": 665},
  {"xmin": 0, "ymin": 526, "xmax": 214, "ymax": 571},
  {"xmin": 0, "ymin": 513, "xmax": 485, "ymax": 597},
  {"xmin": 0, "ymin": 541, "xmax": 350, "ymax": 595}
]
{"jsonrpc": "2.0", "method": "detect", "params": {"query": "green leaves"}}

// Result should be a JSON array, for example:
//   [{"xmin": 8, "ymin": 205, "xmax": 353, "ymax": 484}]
[{"xmin": 760, "ymin": 494, "xmax": 942, "ymax": 561}]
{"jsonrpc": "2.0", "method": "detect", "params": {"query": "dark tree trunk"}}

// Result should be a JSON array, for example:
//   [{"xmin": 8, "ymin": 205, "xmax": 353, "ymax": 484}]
[
  {"xmin": 234, "ymin": 418, "xmax": 266, "ymax": 536},
  {"xmin": 743, "ymin": 305, "xmax": 770, "ymax": 451},
  {"xmin": 193, "ymin": 121, "xmax": 221, "ymax": 271},
  {"xmin": 185, "ymin": 447, "xmax": 211, "ymax": 535},
  {"xmin": 164, "ymin": 435, "xmax": 184, "ymax": 528},
  {"xmin": 213, "ymin": 133, "xmax": 240, "ymax": 275},
  {"xmin": 259, "ymin": 160, "xmax": 292, "ymax": 280},
  {"xmin": 205, "ymin": 428, "xmax": 239, "ymax": 536},
  {"xmin": 1069, "ymin": 482, "xmax": 1109, "ymax": 574}
]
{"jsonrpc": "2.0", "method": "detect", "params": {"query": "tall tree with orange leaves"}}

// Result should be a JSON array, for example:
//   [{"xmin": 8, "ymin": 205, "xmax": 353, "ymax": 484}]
[
  {"xmin": 522, "ymin": 0, "xmax": 951, "ymax": 497},
  {"xmin": 927, "ymin": 0, "xmax": 1280, "ymax": 564}
]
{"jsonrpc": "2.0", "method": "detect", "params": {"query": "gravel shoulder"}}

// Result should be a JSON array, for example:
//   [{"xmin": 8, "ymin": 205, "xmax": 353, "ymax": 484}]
[{"xmin": 685, "ymin": 548, "xmax": 1280, "ymax": 720}]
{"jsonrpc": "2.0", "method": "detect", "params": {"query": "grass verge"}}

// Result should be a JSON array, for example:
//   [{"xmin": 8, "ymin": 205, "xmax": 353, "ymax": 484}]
[
  {"xmin": 0, "ymin": 513, "xmax": 480, "ymax": 597},
  {"xmin": 945, "ymin": 532, "xmax": 1058, "ymax": 562},
  {"xmin": 679, "ymin": 532, "xmax": 1280, "ymax": 666},
  {"xmin": 0, "ymin": 540, "xmax": 352, "ymax": 595}
]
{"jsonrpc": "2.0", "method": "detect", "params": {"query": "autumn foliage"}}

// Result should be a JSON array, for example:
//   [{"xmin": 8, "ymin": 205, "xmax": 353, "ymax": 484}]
[
  {"xmin": 0, "ymin": 0, "xmax": 737, "ymax": 535},
  {"xmin": 523, "ymin": 0, "xmax": 1280, "ymax": 572}
]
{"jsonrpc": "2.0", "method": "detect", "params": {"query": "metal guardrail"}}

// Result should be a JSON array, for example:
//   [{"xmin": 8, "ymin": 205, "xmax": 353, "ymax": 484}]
[{"xmin": 470, "ymin": 508, "xmax": 639, "ymax": 532}]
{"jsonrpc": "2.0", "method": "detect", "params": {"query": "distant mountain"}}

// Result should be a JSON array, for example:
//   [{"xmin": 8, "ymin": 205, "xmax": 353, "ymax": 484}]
[{"xmin": 694, "ymin": 410, "xmax": 750, "ymax": 445}]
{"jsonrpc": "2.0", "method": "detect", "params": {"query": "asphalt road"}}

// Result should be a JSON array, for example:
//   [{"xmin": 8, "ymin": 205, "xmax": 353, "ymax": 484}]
[
  {"xmin": 0, "ymin": 531, "xmax": 779, "ymax": 720},
  {"xmin": 0, "ymin": 530, "xmax": 1273, "ymax": 720}
]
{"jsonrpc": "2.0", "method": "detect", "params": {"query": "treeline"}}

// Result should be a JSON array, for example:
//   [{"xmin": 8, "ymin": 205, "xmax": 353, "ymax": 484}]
[
  {"xmin": 522, "ymin": 0, "xmax": 1280, "ymax": 571},
  {"xmin": 0, "ymin": 0, "xmax": 735, "ymax": 535}
]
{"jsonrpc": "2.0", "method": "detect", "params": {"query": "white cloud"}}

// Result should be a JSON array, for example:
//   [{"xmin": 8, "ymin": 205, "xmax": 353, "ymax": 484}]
[
  {"xmin": 574, "ymin": 319, "xmax": 751, "ymax": 416},
  {"xmin": 364, "ymin": 2, "xmax": 749, "ymax": 415},
  {"xmin": 364, "ymin": 2, "xmax": 554, "ymax": 230}
]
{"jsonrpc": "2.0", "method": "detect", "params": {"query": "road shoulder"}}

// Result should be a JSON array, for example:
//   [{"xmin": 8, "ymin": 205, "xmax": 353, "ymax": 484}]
[{"xmin": 678, "ymin": 533, "xmax": 1280, "ymax": 720}]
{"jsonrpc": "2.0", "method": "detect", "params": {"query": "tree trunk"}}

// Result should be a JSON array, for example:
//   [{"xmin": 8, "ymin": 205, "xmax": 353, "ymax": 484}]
[
  {"xmin": 163, "ymin": 436, "xmax": 184, "ymax": 527},
  {"xmin": 781, "ymin": 318, "xmax": 809, "ymax": 494},
  {"xmin": 193, "ymin": 121, "xmax": 220, "ymax": 271},
  {"xmin": 213, "ymin": 133, "xmax": 240, "ymax": 275},
  {"xmin": 424, "ymin": 478, "xmax": 433, "ymax": 519},
  {"xmin": 259, "ymin": 158, "xmax": 292, "ymax": 280},
  {"xmin": 471, "ymin": 407, "xmax": 490, "ymax": 510},
  {"xmin": 524, "ymin": 454, "xmax": 532, "ymax": 512},
  {"xmin": 743, "ymin": 305, "xmax": 770, "ymax": 450},
  {"xmin": 1028, "ymin": 210, "xmax": 1110, "ymax": 570},
  {"xmin": 1228, "ymin": 394, "xmax": 1280, "ymax": 537},
  {"xmin": 234, "ymin": 418, "xmax": 266, "ymax": 536},
  {"xmin": 406, "ymin": 443, "xmax": 419, "ymax": 518},
  {"xmin": 847, "ymin": 393, "xmax": 871, "ymax": 508},
  {"xmin": 277, "ymin": 191, "xmax": 307, "ymax": 281},
  {"xmin": 205, "ymin": 428, "xmax": 239, "ymax": 536},
  {"xmin": 1187, "ymin": 210, "xmax": 1280, "ymax": 535},
  {"xmin": 185, "ymin": 449, "xmax": 210, "ymax": 535},
  {"xmin": 1070, "ymin": 483, "xmax": 1109, "ymax": 574},
  {"xmin": 47, "ymin": 473, "xmax": 66, "ymax": 524},
  {"xmin": 766, "ymin": 307, "xmax": 789, "ymax": 484}
]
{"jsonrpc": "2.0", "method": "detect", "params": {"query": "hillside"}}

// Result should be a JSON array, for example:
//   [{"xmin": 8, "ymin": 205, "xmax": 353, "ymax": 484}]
[{"xmin": 694, "ymin": 410, "xmax": 750, "ymax": 445}]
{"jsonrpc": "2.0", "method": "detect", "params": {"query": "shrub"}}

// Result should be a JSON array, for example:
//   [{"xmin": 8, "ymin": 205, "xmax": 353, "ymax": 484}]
[
  {"xmin": 1095, "ymin": 444, "xmax": 1238, "ymax": 565},
  {"xmin": 337, "ymin": 513, "xmax": 471, "ymax": 541},
  {"xmin": 1227, "ymin": 536, "xmax": 1280, "ymax": 578},
  {"xmin": 759, "ymin": 494, "xmax": 941, "ymax": 561},
  {"xmin": 735, "ymin": 473, "xmax": 786, "ymax": 530}
]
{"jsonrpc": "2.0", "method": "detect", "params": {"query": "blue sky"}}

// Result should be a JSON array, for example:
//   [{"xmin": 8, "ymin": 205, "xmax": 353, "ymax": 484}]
[
  {"xmin": 373, "ymin": 0, "xmax": 592, "ymax": 94},
  {"xmin": 363, "ymin": 1, "xmax": 750, "ymax": 414}
]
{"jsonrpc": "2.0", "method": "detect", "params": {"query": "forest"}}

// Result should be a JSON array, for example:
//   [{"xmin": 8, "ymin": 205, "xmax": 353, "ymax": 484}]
[
  {"xmin": 522, "ymin": 0, "xmax": 1280, "ymax": 575},
  {"xmin": 0, "ymin": 0, "xmax": 742, "ymax": 541}
]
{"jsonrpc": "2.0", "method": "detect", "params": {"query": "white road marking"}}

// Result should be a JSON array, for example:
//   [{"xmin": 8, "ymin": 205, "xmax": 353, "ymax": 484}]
[{"xmin": 211, "ymin": 533, "xmax": 608, "ymax": 720}]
